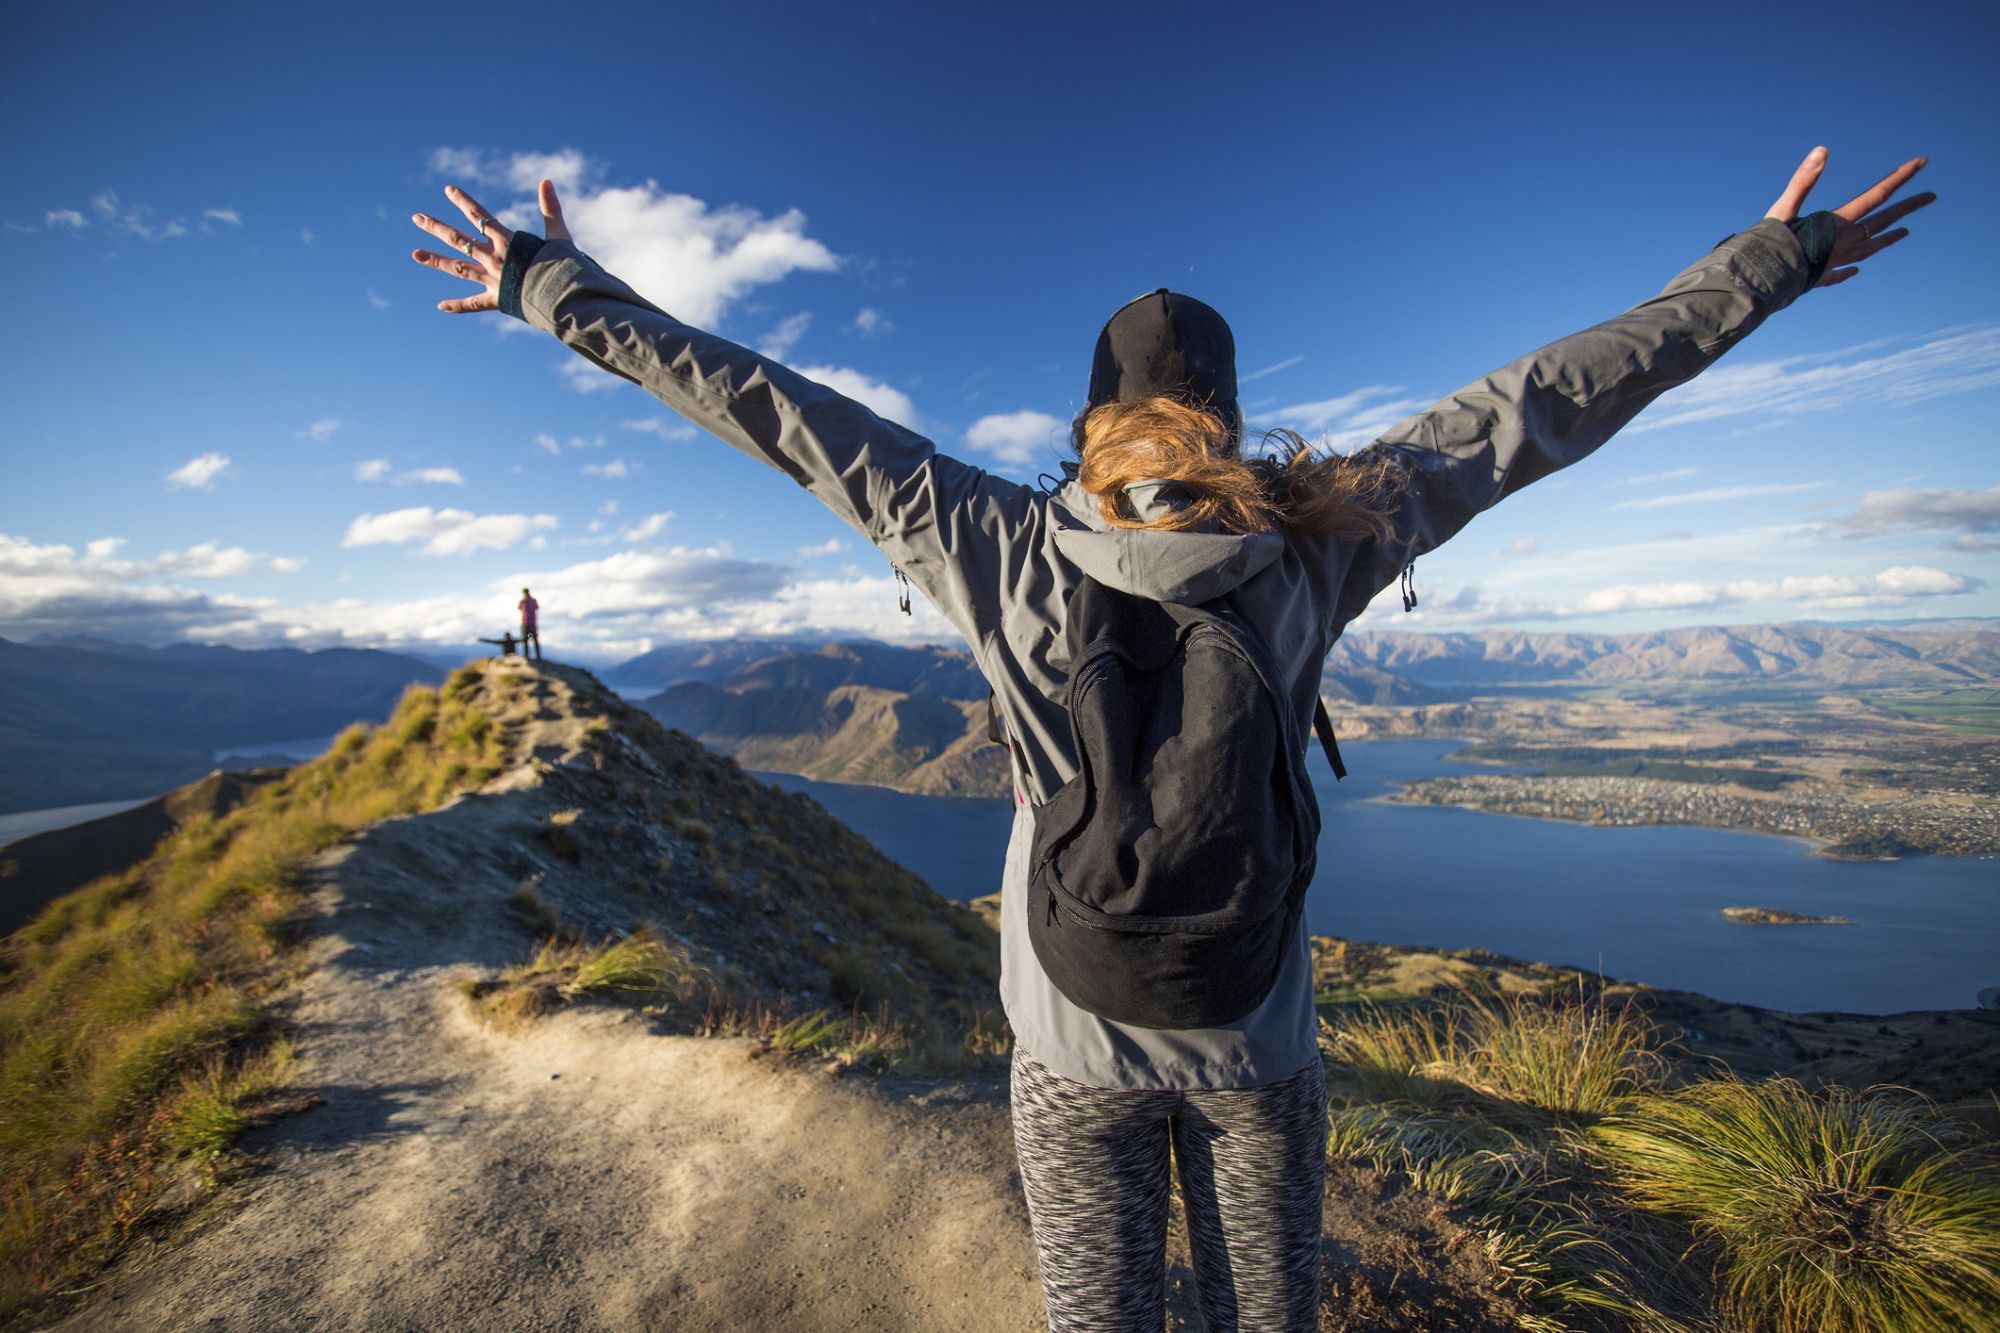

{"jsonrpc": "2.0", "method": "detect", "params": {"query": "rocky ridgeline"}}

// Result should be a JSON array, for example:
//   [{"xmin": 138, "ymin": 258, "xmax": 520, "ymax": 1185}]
[{"xmin": 413, "ymin": 657, "xmax": 1002, "ymax": 1031}]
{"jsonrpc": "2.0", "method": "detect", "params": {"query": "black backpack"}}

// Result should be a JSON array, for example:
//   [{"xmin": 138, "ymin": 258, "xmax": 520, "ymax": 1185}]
[{"xmin": 1024, "ymin": 573, "xmax": 1344, "ymax": 1029}]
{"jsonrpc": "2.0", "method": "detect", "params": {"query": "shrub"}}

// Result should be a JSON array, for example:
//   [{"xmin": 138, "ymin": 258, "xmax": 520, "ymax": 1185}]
[
  {"xmin": 820, "ymin": 947, "xmax": 886, "ymax": 1007},
  {"xmin": 1591, "ymin": 1078, "xmax": 2000, "ymax": 1333}
]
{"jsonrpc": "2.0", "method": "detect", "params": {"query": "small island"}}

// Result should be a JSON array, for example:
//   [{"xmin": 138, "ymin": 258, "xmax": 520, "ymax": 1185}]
[{"xmin": 1722, "ymin": 906, "xmax": 1856, "ymax": 926}]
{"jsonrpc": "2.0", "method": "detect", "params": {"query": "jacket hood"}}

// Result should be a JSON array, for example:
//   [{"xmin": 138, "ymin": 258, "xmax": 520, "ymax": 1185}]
[{"xmin": 1050, "ymin": 459, "xmax": 1282, "ymax": 605}]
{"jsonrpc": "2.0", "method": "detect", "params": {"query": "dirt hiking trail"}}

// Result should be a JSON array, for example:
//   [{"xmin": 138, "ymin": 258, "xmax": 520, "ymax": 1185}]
[
  {"xmin": 44, "ymin": 661, "xmax": 1048, "ymax": 1331},
  {"xmin": 39, "ymin": 659, "xmax": 1524, "ymax": 1333}
]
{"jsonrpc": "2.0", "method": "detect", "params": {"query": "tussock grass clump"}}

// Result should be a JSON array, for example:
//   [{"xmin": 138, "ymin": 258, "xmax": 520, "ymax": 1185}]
[
  {"xmin": 0, "ymin": 668, "xmax": 512, "ymax": 1317},
  {"xmin": 1321, "ymin": 989, "xmax": 1680, "ymax": 1324},
  {"xmin": 539, "ymin": 807, "xmax": 583, "ymax": 863},
  {"xmin": 1323, "ymin": 989, "xmax": 2000, "ymax": 1331},
  {"xmin": 700, "ymin": 998, "xmax": 912, "ymax": 1072},
  {"xmin": 1324, "ymin": 986, "xmax": 1663, "ymax": 1121},
  {"xmin": 459, "ymin": 926, "xmax": 705, "ymax": 1032},
  {"xmin": 1592, "ymin": 1078, "xmax": 2000, "ymax": 1333}
]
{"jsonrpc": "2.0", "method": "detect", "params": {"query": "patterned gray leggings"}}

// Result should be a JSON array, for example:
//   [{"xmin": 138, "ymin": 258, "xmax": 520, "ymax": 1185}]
[{"xmin": 1009, "ymin": 1046, "xmax": 1329, "ymax": 1332}]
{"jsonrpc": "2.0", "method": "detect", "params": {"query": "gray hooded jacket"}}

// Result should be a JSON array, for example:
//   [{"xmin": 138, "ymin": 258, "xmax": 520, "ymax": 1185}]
[{"xmin": 504, "ymin": 215, "xmax": 1821, "ymax": 1089}]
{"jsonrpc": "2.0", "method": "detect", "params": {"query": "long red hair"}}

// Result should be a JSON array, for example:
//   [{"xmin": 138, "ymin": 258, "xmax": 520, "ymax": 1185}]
[{"xmin": 1072, "ymin": 396, "xmax": 1406, "ymax": 542}]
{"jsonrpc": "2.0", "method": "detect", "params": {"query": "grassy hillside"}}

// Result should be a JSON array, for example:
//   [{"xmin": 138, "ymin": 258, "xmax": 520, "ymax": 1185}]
[
  {"xmin": 0, "ymin": 658, "xmax": 1003, "ymax": 1320},
  {"xmin": 0, "ymin": 675, "xmax": 505, "ymax": 1311}
]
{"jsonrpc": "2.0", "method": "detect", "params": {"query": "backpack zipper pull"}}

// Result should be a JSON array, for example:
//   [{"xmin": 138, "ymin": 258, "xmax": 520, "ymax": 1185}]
[
  {"xmin": 1399, "ymin": 560, "xmax": 1419, "ymax": 612},
  {"xmin": 892, "ymin": 564, "xmax": 912, "ymax": 616}
]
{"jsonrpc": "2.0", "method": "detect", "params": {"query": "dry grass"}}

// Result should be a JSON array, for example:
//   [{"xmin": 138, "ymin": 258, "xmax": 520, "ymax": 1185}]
[
  {"xmin": 1321, "ymin": 989, "xmax": 2000, "ymax": 1331},
  {"xmin": 459, "ymin": 926, "xmax": 705, "ymax": 1033},
  {"xmin": 1593, "ymin": 1078, "xmax": 2000, "ymax": 1333},
  {"xmin": 0, "ymin": 670, "xmax": 510, "ymax": 1317},
  {"xmin": 696, "ymin": 997, "xmax": 913, "ymax": 1072}
]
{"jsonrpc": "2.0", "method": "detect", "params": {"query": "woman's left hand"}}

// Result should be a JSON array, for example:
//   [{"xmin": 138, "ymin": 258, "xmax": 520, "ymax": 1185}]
[{"xmin": 1764, "ymin": 148, "xmax": 1936, "ymax": 288}]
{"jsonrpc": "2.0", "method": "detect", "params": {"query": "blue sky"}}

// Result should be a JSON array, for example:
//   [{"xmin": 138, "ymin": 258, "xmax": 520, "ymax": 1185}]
[{"xmin": 3, "ymin": 0, "xmax": 1995, "ymax": 663}]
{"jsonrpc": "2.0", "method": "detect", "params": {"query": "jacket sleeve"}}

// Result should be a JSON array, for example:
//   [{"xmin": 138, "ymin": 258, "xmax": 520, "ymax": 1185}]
[
  {"xmin": 1328, "ymin": 214, "xmax": 1820, "ymax": 627},
  {"xmin": 502, "ymin": 236, "xmax": 1043, "ymax": 648}
]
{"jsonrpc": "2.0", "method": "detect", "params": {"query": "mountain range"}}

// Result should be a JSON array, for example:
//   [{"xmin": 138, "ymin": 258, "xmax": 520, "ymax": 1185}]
[
  {"xmin": 625, "ymin": 621, "xmax": 1997, "ymax": 794},
  {"xmin": 0, "ymin": 636, "xmax": 439, "ymax": 813}
]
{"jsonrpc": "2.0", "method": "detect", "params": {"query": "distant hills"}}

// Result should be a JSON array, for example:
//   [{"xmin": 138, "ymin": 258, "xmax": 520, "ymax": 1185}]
[
  {"xmin": 7, "ymin": 621, "xmax": 1988, "ymax": 816},
  {"xmin": 614, "ymin": 622, "xmax": 1997, "ymax": 796},
  {"xmin": 1319, "ymin": 622, "xmax": 2000, "ymax": 702},
  {"xmin": 0, "ymin": 637, "xmax": 440, "ymax": 813},
  {"xmin": 636, "ymin": 642, "xmax": 1008, "ymax": 796}
]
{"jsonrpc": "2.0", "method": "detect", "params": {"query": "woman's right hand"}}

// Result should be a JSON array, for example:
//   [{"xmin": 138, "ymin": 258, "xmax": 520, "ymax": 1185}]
[
  {"xmin": 1763, "ymin": 148, "xmax": 1936, "ymax": 288},
  {"xmin": 411, "ymin": 178, "xmax": 572, "ymax": 314}
]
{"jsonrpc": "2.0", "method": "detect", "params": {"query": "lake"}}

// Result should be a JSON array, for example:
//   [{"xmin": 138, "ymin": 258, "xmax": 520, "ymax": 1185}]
[
  {"xmin": 757, "ymin": 740, "xmax": 2000, "ymax": 1015},
  {"xmin": 17, "ymin": 732, "xmax": 1990, "ymax": 1013}
]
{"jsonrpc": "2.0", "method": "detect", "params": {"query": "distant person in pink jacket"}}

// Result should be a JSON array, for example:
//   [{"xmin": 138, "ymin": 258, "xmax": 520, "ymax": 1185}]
[{"xmin": 518, "ymin": 588, "xmax": 541, "ymax": 661}]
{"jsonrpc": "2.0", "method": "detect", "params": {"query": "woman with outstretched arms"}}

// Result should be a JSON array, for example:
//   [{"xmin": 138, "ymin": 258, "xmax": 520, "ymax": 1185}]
[{"xmin": 412, "ymin": 147, "xmax": 1930, "ymax": 1333}]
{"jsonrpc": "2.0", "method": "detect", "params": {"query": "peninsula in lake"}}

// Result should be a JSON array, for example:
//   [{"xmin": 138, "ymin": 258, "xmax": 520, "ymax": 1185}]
[{"xmin": 614, "ymin": 620, "xmax": 1998, "ymax": 858}]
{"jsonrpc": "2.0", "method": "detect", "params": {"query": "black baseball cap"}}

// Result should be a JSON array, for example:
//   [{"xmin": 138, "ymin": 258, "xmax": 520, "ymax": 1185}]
[{"xmin": 1086, "ymin": 288, "xmax": 1240, "ymax": 439}]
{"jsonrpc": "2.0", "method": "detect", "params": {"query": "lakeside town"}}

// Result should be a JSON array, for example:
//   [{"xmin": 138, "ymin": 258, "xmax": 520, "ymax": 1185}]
[{"xmin": 1387, "ymin": 769, "xmax": 2000, "ymax": 858}]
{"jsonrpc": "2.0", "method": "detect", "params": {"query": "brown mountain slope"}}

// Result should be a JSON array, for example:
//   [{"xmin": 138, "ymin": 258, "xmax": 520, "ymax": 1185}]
[
  {"xmin": 627, "ymin": 624, "xmax": 1996, "ymax": 801},
  {"xmin": 641, "ymin": 640, "xmax": 1011, "ymax": 797},
  {"xmin": 0, "ymin": 767, "xmax": 288, "ymax": 937}
]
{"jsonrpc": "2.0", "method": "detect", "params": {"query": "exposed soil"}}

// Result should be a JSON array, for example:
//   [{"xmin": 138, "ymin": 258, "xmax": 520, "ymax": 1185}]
[{"xmin": 35, "ymin": 659, "xmax": 1539, "ymax": 1332}]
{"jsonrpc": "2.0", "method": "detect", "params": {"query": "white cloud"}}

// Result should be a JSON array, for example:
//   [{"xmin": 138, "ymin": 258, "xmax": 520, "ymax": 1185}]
[
  {"xmin": 269, "ymin": 557, "xmax": 306, "ymax": 574},
  {"xmin": 297, "ymin": 416, "xmax": 343, "ymax": 442},
  {"xmin": 45, "ymin": 208, "xmax": 85, "ymax": 229},
  {"xmin": 1352, "ymin": 562, "xmax": 1980, "ymax": 629},
  {"xmin": 1611, "ymin": 481, "xmax": 1830, "ymax": 512},
  {"xmin": 300, "ymin": 227, "xmax": 315, "ymax": 245},
  {"xmin": 1254, "ymin": 385, "xmax": 1434, "ymax": 448},
  {"xmin": 1503, "ymin": 537, "xmax": 1542, "ymax": 557},
  {"xmin": 341, "ymin": 506, "xmax": 558, "ymax": 556},
  {"xmin": 147, "ymin": 543, "xmax": 260, "ymax": 579},
  {"xmin": 366, "ymin": 288, "xmax": 392, "ymax": 310},
  {"xmin": 1609, "ymin": 466, "xmax": 1698, "ymax": 487},
  {"xmin": 582, "ymin": 458, "xmax": 629, "ymax": 479},
  {"xmin": 850, "ymin": 307, "xmax": 893, "ymax": 337},
  {"xmin": 794, "ymin": 365, "xmax": 919, "ymax": 430},
  {"xmin": 1715, "ymin": 566, "xmax": 1980, "ymax": 612},
  {"xmin": 758, "ymin": 311, "xmax": 812, "ymax": 360},
  {"xmin": 88, "ymin": 189, "xmax": 189, "ymax": 242},
  {"xmin": 166, "ymin": 452, "xmax": 230, "ymax": 490},
  {"xmin": 434, "ymin": 146, "xmax": 839, "ymax": 328},
  {"xmin": 620, "ymin": 512, "xmax": 673, "ymax": 542},
  {"xmin": 1632, "ymin": 324, "xmax": 2000, "ymax": 435},
  {"xmin": 397, "ymin": 467, "xmax": 465, "ymax": 486},
  {"xmin": 798, "ymin": 537, "xmax": 850, "ymax": 558},
  {"xmin": 1829, "ymin": 487, "xmax": 2000, "ymax": 548},
  {"xmin": 619, "ymin": 416, "xmax": 696, "ymax": 442},
  {"xmin": 1241, "ymin": 355, "xmax": 1305, "ymax": 384},
  {"xmin": 965, "ymin": 410, "xmax": 1065, "ymax": 466},
  {"xmin": 558, "ymin": 357, "xmax": 623, "ymax": 394},
  {"xmin": 202, "ymin": 207, "xmax": 241, "ymax": 226},
  {"xmin": 354, "ymin": 458, "xmax": 392, "ymax": 482}
]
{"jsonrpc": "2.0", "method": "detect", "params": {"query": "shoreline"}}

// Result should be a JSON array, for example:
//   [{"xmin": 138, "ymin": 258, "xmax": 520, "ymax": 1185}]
[
  {"xmin": 1375, "ymin": 774, "xmax": 1994, "ymax": 861},
  {"xmin": 1360, "ymin": 785, "xmax": 1851, "ymax": 859}
]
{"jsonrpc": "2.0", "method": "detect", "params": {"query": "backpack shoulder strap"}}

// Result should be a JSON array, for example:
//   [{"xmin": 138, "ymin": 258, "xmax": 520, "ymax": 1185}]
[{"xmin": 1312, "ymin": 696, "xmax": 1347, "ymax": 781}]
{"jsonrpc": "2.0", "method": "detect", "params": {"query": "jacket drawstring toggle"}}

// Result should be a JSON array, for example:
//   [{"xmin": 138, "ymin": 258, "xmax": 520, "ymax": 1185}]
[{"xmin": 1400, "ymin": 561, "xmax": 1419, "ymax": 612}]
